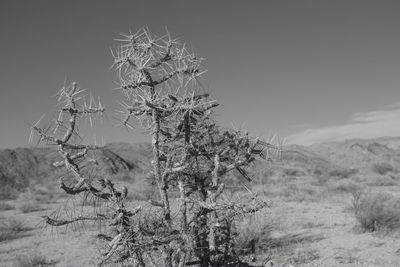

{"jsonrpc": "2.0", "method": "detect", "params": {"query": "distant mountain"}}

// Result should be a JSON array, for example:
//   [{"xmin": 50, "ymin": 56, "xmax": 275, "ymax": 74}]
[
  {"xmin": 306, "ymin": 137, "xmax": 400, "ymax": 173},
  {"xmin": 256, "ymin": 136, "xmax": 400, "ymax": 180},
  {"xmin": 2, "ymin": 137, "xmax": 400, "ymax": 199},
  {"xmin": 0, "ymin": 142, "xmax": 151, "ymax": 199}
]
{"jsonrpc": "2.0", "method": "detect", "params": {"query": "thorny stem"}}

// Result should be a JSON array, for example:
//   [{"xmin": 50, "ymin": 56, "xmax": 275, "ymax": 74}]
[
  {"xmin": 152, "ymin": 109, "xmax": 171, "ymax": 223},
  {"xmin": 177, "ymin": 112, "xmax": 191, "ymax": 266}
]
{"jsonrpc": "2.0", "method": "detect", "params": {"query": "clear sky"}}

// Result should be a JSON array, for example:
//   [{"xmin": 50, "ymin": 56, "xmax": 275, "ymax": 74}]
[{"xmin": 1, "ymin": 0, "xmax": 400, "ymax": 148}]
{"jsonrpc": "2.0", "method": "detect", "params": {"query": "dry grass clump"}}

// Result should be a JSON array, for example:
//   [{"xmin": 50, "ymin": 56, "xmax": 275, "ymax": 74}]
[
  {"xmin": 17, "ymin": 202, "xmax": 41, "ymax": 213},
  {"xmin": 0, "ymin": 184, "xmax": 19, "ymax": 200},
  {"xmin": 327, "ymin": 179, "xmax": 362, "ymax": 194},
  {"xmin": 352, "ymin": 190, "xmax": 400, "ymax": 231},
  {"xmin": 372, "ymin": 162, "xmax": 396, "ymax": 175},
  {"xmin": 235, "ymin": 211, "xmax": 324, "ymax": 266},
  {"xmin": 312, "ymin": 167, "xmax": 326, "ymax": 177},
  {"xmin": 328, "ymin": 167, "xmax": 358, "ymax": 179},
  {"xmin": 0, "ymin": 201, "xmax": 14, "ymax": 211},
  {"xmin": 16, "ymin": 186, "xmax": 56, "ymax": 213},
  {"xmin": 31, "ymin": 186, "xmax": 57, "ymax": 203},
  {"xmin": 124, "ymin": 180, "xmax": 155, "ymax": 202},
  {"xmin": 282, "ymin": 167, "xmax": 304, "ymax": 177},
  {"xmin": 312, "ymin": 167, "xmax": 358, "ymax": 187},
  {"xmin": 0, "ymin": 218, "xmax": 29, "ymax": 242},
  {"xmin": 260, "ymin": 169, "xmax": 275, "ymax": 183},
  {"xmin": 234, "ymin": 212, "xmax": 276, "ymax": 255},
  {"xmin": 286, "ymin": 248, "xmax": 320, "ymax": 265},
  {"xmin": 281, "ymin": 183, "xmax": 322, "ymax": 202},
  {"xmin": 21, "ymin": 185, "xmax": 57, "ymax": 204},
  {"xmin": 261, "ymin": 182, "xmax": 323, "ymax": 202},
  {"xmin": 14, "ymin": 251, "xmax": 56, "ymax": 267},
  {"xmin": 311, "ymin": 174, "xmax": 330, "ymax": 186}
]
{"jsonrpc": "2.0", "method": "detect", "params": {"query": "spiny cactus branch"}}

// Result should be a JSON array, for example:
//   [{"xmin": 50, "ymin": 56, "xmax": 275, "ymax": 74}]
[{"xmin": 41, "ymin": 214, "xmax": 108, "ymax": 226}]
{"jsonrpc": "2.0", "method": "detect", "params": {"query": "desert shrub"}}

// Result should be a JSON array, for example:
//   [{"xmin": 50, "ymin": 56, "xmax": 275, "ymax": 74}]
[
  {"xmin": 14, "ymin": 251, "xmax": 55, "ymax": 267},
  {"xmin": 287, "ymin": 248, "xmax": 320, "ymax": 265},
  {"xmin": 328, "ymin": 179, "xmax": 362, "ymax": 194},
  {"xmin": 0, "ymin": 228, "xmax": 16, "ymax": 242},
  {"xmin": 2, "ymin": 218, "xmax": 26, "ymax": 232},
  {"xmin": 234, "ymin": 212, "xmax": 276, "ymax": 255},
  {"xmin": 312, "ymin": 164, "xmax": 333, "ymax": 185},
  {"xmin": 367, "ymin": 175, "xmax": 397, "ymax": 186},
  {"xmin": 124, "ymin": 174, "xmax": 156, "ymax": 201},
  {"xmin": 328, "ymin": 167, "xmax": 358, "ymax": 179},
  {"xmin": 256, "ymin": 169, "xmax": 276, "ymax": 196},
  {"xmin": 312, "ymin": 164, "xmax": 330, "ymax": 177},
  {"xmin": 313, "ymin": 168, "xmax": 324, "ymax": 177},
  {"xmin": 311, "ymin": 174, "xmax": 330, "ymax": 186},
  {"xmin": 283, "ymin": 167, "xmax": 303, "ymax": 177},
  {"xmin": 281, "ymin": 183, "xmax": 321, "ymax": 202},
  {"xmin": 301, "ymin": 221, "xmax": 323, "ymax": 229},
  {"xmin": 17, "ymin": 187, "xmax": 55, "ymax": 206},
  {"xmin": 0, "ymin": 202, "xmax": 14, "ymax": 211},
  {"xmin": 235, "ymin": 212, "xmax": 323, "ymax": 263},
  {"xmin": 17, "ymin": 202, "xmax": 40, "ymax": 213},
  {"xmin": 372, "ymin": 162, "xmax": 396, "ymax": 175},
  {"xmin": 0, "ymin": 184, "xmax": 19, "ymax": 200},
  {"xmin": 259, "ymin": 169, "xmax": 275, "ymax": 184},
  {"xmin": 352, "ymin": 190, "xmax": 400, "ymax": 231},
  {"xmin": 313, "ymin": 167, "xmax": 358, "ymax": 187},
  {"xmin": 32, "ymin": 187, "xmax": 56, "ymax": 203},
  {"xmin": 0, "ymin": 218, "xmax": 28, "ymax": 242}
]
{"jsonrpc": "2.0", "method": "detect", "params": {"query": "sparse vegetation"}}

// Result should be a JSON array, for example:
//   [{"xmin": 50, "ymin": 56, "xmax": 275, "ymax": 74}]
[
  {"xmin": 312, "ymin": 167, "xmax": 358, "ymax": 187},
  {"xmin": 30, "ymin": 186, "xmax": 56, "ymax": 203},
  {"xmin": 372, "ymin": 162, "xmax": 396, "ymax": 175},
  {"xmin": 0, "ymin": 218, "xmax": 29, "ymax": 242},
  {"xmin": 17, "ymin": 202, "xmax": 41, "ymax": 213},
  {"xmin": 283, "ymin": 167, "xmax": 303, "ymax": 177},
  {"xmin": 0, "ymin": 202, "xmax": 14, "ymax": 211},
  {"xmin": 234, "ymin": 212, "xmax": 276, "ymax": 256},
  {"xmin": 17, "ymin": 187, "xmax": 56, "ymax": 206},
  {"xmin": 287, "ymin": 248, "xmax": 320, "ymax": 265},
  {"xmin": 367, "ymin": 175, "xmax": 398, "ymax": 186},
  {"xmin": 312, "ymin": 173, "xmax": 330, "ymax": 186},
  {"xmin": 233, "ymin": 208, "xmax": 324, "ymax": 265},
  {"xmin": 14, "ymin": 251, "xmax": 56, "ymax": 267},
  {"xmin": 328, "ymin": 179, "xmax": 361, "ymax": 194},
  {"xmin": 266, "ymin": 183, "xmax": 322, "ymax": 202},
  {"xmin": 353, "ymin": 190, "xmax": 400, "ymax": 231},
  {"xmin": 328, "ymin": 167, "xmax": 358, "ymax": 179},
  {"xmin": 313, "ymin": 164, "xmax": 329, "ymax": 177},
  {"xmin": 0, "ymin": 184, "xmax": 19, "ymax": 200}
]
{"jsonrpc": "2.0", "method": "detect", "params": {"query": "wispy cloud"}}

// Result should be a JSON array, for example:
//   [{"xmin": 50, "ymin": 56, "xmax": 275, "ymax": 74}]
[{"xmin": 286, "ymin": 102, "xmax": 400, "ymax": 145}]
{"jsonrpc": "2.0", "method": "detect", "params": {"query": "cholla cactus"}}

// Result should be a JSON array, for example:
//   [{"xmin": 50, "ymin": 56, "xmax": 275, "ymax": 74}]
[
  {"xmin": 32, "ymin": 28, "xmax": 280, "ymax": 267},
  {"xmin": 109, "ymin": 28, "xmax": 280, "ymax": 266},
  {"xmin": 111, "ymin": 28, "xmax": 208, "ymax": 226},
  {"xmin": 31, "ymin": 82, "xmax": 105, "ymax": 192}
]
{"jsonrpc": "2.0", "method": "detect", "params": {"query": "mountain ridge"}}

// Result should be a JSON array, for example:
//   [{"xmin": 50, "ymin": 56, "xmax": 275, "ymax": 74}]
[{"xmin": 2, "ymin": 137, "xmax": 400, "ymax": 199}]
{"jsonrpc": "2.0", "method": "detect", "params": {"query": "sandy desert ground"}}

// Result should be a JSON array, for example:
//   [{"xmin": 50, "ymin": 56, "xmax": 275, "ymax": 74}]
[{"xmin": 2, "ymin": 170, "xmax": 400, "ymax": 267}]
